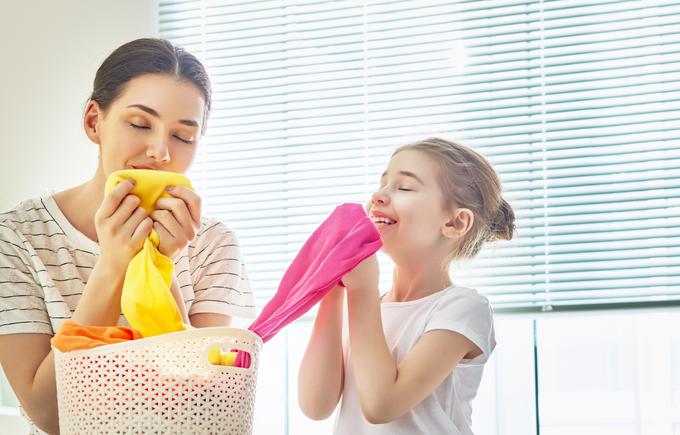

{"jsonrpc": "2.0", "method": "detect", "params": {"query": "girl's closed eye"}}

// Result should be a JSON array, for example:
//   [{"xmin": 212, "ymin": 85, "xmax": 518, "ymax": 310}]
[
  {"xmin": 129, "ymin": 122, "xmax": 150, "ymax": 129},
  {"xmin": 398, "ymin": 187, "xmax": 413, "ymax": 192}
]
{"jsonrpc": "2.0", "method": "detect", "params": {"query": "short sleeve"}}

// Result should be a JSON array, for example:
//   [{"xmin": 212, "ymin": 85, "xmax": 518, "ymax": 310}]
[
  {"xmin": 188, "ymin": 219, "xmax": 258, "ymax": 319},
  {"xmin": 424, "ymin": 287, "xmax": 495, "ymax": 363},
  {"xmin": 0, "ymin": 221, "xmax": 53, "ymax": 335}
]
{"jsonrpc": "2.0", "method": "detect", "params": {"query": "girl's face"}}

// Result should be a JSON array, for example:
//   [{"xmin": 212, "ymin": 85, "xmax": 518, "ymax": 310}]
[
  {"xmin": 368, "ymin": 149, "xmax": 455, "ymax": 260},
  {"xmin": 84, "ymin": 73, "xmax": 206, "ymax": 176}
]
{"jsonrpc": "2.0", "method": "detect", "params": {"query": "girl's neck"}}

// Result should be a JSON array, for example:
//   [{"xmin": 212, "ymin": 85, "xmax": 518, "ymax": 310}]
[
  {"xmin": 52, "ymin": 164, "xmax": 106, "ymax": 242},
  {"xmin": 387, "ymin": 259, "xmax": 452, "ymax": 302}
]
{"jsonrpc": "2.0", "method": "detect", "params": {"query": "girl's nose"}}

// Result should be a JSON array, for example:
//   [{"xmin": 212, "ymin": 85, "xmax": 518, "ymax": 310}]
[{"xmin": 371, "ymin": 189, "xmax": 389, "ymax": 206}]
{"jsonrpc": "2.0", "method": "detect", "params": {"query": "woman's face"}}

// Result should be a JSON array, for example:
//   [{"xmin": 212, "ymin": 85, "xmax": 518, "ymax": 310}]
[{"xmin": 85, "ymin": 73, "xmax": 206, "ymax": 176}]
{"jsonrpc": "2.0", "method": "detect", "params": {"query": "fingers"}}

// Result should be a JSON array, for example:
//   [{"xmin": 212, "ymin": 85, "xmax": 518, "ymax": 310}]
[
  {"xmin": 151, "ymin": 187, "xmax": 202, "ymax": 260},
  {"xmin": 121, "ymin": 206, "xmax": 151, "ymax": 239},
  {"xmin": 96, "ymin": 179, "xmax": 136, "ymax": 221},
  {"xmin": 164, "ymin": 186, "xmax": 201, "ymax": 229},
  {"xmin": 155, "ymin": 187, "xmax": 202, "ymax": 241},
  {"xmin": 150, "ymin": 208, "xmax": 186, "ymax": 241},
  {"xmin": 108, "ymin": 195, "xmax": 142, "ymax": 230},
  {"xmin": 153, "ymin": 219, "xmax": 177, "ymax": 252},
  {"xmin": 131, "ymin": 217, "xmax": 154, "ymax": 246}
]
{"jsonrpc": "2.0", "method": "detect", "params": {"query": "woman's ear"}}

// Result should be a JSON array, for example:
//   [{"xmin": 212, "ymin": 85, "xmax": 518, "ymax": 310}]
[
  {"xmin": 442, "ymin": 208, "xmax": 474, "ymax": 241},
  {"xmin": 83, "ymin": 100, "xmax": 103, "ymax": 144}
]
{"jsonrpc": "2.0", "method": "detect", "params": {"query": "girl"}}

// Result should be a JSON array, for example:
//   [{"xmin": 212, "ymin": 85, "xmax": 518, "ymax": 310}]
[
  {"xmin": 0, "ymin": 38, "xmax": 257, "ymax": 434},
  {"xmin": 298, "ymin": 138, "xmax": 515, "ymax": 434}
]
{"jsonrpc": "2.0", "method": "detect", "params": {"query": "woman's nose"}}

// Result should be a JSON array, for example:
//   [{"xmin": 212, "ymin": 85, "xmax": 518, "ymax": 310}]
[{"xmin": 146, "ymin": 136, "xmax": 171, "ymax": 163}]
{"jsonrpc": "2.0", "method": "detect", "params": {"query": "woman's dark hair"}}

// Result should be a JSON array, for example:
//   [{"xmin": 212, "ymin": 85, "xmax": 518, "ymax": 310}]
[{"xmin": 89, "ymin": 38, "xmax": 212, "ymax": 130}]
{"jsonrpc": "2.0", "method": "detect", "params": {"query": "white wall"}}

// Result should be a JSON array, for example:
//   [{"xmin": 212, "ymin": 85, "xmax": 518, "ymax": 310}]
[
  {"xmin": 0, "ymin": 1, "xmax": 158, "ymax": 432},
  {"xmin": 0, "ymin": 0, "xmax": 159, "ymax": 212}
]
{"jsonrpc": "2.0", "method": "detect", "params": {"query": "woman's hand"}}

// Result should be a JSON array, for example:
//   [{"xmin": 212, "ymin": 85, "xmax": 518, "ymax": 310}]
[
  {"xmin": 94, "ymin": 179, "xmax": 153, "ymax": 274},
  {"xmin": 341, "ymin": 254, "xmax": 379, "ymax": 292},
  {"xmin": 150, "ymin": 185, "xmax": 202, "ymax": 260}
]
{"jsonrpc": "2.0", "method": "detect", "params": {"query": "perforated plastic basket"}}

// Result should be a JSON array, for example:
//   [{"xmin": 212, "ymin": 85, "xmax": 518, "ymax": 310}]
[{"xmin": 53, "ymin": 327, "xmax": 262, "ymax": 435}]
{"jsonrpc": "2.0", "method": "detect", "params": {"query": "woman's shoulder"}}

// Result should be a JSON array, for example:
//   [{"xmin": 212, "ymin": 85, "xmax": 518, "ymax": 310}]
[
  {"xmin": 0, "ymin": 195, "xmax": 51, "ymax": 237},
  {"xmin": 188, "ymin": 216, "xmax": 242, "ymax": 256},
  {"xmin": 195, "ymin": 216, "xmax": 236, "ymax": 240}
]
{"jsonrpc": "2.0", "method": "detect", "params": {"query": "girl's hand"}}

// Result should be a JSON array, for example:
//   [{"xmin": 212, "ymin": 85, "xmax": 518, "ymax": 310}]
[
  {"xmin": 95, "ymin": 179, "xmax": 154, "ymax": 274},
  {"xmin": 341, "ymin": 254, "xmax": 379, "ymax": 292},
  {"xmin": 150, "ymin": 185, "xmax": 202, "ymax": 260}
]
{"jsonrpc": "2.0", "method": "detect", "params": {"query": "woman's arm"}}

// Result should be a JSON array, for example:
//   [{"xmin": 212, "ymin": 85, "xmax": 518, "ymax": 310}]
[
  {"xmin": 297, "ymin": 284, "xmax": 345, "ymax": 420},
  {"xmin": 152, "ymin": 188, "xmax": 236, "ymax": 329},
  {"xmin": 0, "ymin": 181, "xmax": 151, "ymax": 433},
  {"xmin": 343, "ymin": 256, "xmax": 479, "ymax": 424},
  {"xmin": 0, "ymin": 334, "xmax": 57, "ymax": 434},
  {"xmin": 189, "ymin": 313, "xmax": 232, "ymax": 327},
  {"xmin": 0, "ymin": 260, "xmax": 130, "ymax": 434}
]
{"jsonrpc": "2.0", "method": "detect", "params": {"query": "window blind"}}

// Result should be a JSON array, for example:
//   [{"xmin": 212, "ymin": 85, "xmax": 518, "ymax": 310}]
[{"xmin": 160, "ymin": 0, "xmax": 680, "ymax": 312}]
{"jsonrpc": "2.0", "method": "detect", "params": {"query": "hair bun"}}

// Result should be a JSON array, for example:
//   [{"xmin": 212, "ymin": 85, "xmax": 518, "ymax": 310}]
[{"xmin": 489, "ymin": 198, "xmax": 515, "ymax": 241}]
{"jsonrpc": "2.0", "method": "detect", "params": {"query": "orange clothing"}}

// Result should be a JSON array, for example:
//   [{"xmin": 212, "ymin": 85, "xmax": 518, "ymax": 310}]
[{"xmin": 51, "ymin": 320, "xmax": 143, "ymax": 352}]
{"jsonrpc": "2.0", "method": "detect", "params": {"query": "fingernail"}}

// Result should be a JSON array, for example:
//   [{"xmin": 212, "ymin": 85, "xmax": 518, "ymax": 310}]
[
  {"xmin": 166, "ymin": 186, "xmax": 175, "ymax": 192},
  {"xmin": 128, "ymin": 179, "xmax": 136, "ymax": 186}
]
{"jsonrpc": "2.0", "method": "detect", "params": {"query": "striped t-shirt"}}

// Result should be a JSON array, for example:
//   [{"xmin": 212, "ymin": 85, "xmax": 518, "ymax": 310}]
[{"xmin": 0, "ymin": 190, "xmax": 258, "ymax": 336}]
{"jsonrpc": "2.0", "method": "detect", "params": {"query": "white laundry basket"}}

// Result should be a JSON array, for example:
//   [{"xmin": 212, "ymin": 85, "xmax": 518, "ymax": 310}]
[{"xmin": 53, "ymin": 327, "xmax": 262, "ymax": 435}]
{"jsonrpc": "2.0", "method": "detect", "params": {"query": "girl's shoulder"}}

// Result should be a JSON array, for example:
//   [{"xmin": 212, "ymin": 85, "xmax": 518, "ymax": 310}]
[{"xmin": 432, "ymin": 285, "xmax": 493, "ymax": 316}]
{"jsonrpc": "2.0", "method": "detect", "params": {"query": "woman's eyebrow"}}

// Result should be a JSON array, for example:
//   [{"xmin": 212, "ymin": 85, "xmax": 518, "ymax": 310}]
[
  {"xmin": 127, "ymin": 104, "xmax": 199, "ymax": 127},
  {"xmin": 380, "ymin": 170, "xmax": 425, "ymax": 185}
]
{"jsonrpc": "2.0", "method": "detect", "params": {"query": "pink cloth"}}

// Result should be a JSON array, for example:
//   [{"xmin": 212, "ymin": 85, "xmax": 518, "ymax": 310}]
[{"xmin": 236, "ymin": 203, "xmax": 382, "ymax": 367}]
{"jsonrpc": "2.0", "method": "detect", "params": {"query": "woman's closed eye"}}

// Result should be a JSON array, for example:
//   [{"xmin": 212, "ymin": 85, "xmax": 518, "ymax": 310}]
[
  {"xmin": 129, "ymin": 123, "xmax": 193, "ymax": 144},
  {"xmin": 174, "ymin": 135, "xmax": 193, "ymax": 145},
  {"xmin": 398, "ymin": 187, "xmax": 414, "ymax": 192}
]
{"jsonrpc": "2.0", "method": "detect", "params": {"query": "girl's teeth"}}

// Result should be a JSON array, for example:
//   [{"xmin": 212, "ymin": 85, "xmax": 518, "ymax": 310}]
[{"xmin": 371, "ymin": 216, "xmax": 395, "ymax": 225}]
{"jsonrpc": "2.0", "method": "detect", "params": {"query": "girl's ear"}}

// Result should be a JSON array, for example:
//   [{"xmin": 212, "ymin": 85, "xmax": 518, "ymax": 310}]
[
  {"xmin": 83, "ymin": 100, "xmax": 103, "ymax": 144},
  {"xmin": 442, "ymin": 208, "xmax": 474, "ymax": 241}
]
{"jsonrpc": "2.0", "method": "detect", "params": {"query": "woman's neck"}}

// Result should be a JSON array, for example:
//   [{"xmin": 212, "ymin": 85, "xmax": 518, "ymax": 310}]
[
  {"xmin": 387, "ymin": 257, "xmax": 452, "ymax": 302},
  {"xmin": 52, "ymin": 165, "xmax": 106, "ymax": 243}
]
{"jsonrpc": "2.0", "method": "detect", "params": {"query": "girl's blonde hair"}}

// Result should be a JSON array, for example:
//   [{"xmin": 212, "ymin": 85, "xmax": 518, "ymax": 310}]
[{"xmin": 394, "ymin": 137, "xmax": 515, "ymax": 259}]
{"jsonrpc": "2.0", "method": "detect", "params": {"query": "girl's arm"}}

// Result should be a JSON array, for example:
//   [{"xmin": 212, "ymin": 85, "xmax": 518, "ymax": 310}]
[
  {"xmin": 297, "ymin": 284, "xmax": 345, "ymax": 420},
  {"xmin": 343, "ymin": 256, "xmax": 479, "ymax": 424}
]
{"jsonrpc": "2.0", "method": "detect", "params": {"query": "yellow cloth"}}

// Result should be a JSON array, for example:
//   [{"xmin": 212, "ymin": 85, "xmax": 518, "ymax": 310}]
[
  {"xmin": 208, "ymin": 348, "xmax": 238, "ymax": 366},
  {"xmin": 105, "ymin": 169, "xmax": 193, "ymax": 338}
]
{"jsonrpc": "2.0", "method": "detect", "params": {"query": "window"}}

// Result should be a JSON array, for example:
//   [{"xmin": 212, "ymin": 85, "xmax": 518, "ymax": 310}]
[{"xmin": 160, "ymin": 0, "xmax": 680, "ymax": 312}]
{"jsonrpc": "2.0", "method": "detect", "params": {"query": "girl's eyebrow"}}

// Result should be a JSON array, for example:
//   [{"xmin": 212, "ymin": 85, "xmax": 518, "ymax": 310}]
[
  {"xmin": 127, "ymin": 104, "xmax": 199, "ymax": 128},
  {"xmin": 380, "ymin": 170, "xmax": 425, "ymax": 185}
]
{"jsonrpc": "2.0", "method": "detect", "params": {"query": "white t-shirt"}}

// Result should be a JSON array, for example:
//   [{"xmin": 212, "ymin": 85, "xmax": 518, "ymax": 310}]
[
  {"xmin": 0, "ymin": 191, "xmax": 259, "ymax": 434},
  {"xmin": 334, "ymin": 285, "xmax": 495, "ymax": 435}
]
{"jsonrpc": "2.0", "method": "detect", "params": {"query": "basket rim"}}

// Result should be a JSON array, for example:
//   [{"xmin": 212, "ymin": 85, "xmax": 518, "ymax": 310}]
[{"xmin": 52, "ymin": 326, "xmax": 263, "ymax": 357}]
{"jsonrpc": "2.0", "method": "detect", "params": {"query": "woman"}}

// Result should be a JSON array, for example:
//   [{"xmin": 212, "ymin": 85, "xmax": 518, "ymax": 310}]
[{"xmin": 0, "ymin": 38, "xmax": 257, "ymax": 434}]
